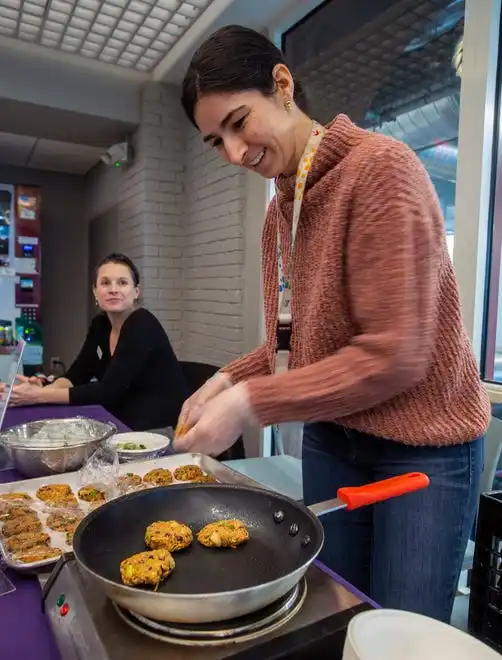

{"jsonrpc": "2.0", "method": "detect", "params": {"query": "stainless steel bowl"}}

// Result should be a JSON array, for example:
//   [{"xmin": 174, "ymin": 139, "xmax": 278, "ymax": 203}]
[{"xmin": 0, "ymin": 417, "xmax": 117, "ymax": 477}]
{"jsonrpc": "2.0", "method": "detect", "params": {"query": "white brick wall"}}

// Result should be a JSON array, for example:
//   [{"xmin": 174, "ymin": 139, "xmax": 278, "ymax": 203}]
[
  {"xmin": 182, "ymin": 126, "xmax": 246, "ymax": 366},
  {"xmin": 86, "ymin": 81, "xmax": 253, "ymax": 367},
  {"xmin": 118, "ymin": 81, "xmax": 185, "ymax": 352}
]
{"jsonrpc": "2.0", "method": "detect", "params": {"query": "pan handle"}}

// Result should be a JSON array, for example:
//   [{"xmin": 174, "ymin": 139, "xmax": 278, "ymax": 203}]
[{"xmin": 308, "ymin": 472, "xmax": 430, "ymax": 517}]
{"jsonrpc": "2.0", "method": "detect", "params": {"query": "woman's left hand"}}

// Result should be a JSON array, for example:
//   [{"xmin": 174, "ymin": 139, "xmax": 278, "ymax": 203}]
[
  {"xmin": 9, "ymin": 382, "xmax": 43, "ymax": 407},
  {"xmin": 173, "ymin": 383, "xmax": 255, "ymax": 456}
]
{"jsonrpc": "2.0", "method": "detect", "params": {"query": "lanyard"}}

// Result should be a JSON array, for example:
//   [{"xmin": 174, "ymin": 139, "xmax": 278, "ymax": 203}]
[{"xmin": 274, "ymin": 121, "xmax": 326, "ymax": 374}]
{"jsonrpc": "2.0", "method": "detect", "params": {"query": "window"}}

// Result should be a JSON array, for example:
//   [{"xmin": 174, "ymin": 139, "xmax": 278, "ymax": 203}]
[
  {"xmin": 481, "ymin": 36, "xmax": 502, "ymax": 382},
  {"xmin": 282, "ymin": 0, "xmax": 463, "ymax": 257}
]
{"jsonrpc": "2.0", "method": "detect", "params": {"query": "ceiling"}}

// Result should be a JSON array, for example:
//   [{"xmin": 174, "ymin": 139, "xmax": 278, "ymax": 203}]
[
  {"xmin": 0, "ymin": 0, "xmax": 321, "ymax": 174},
  {"xmin": 0, "ymin": 0, "xmax": 212, "ymax": 72},
  {"xmin": 0, "ymin": 131, "xmax": 103, "ymax": 173}
]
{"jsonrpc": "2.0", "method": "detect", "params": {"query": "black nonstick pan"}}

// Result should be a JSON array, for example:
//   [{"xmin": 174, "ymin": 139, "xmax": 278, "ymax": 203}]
[{"xmin": 73, "ymin": 473, "xmax": 429, "ymax": 624}]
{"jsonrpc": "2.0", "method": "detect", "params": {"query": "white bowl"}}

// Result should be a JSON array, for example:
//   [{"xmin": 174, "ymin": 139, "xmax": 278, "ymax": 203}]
[
  {"xmin": 107, "ymin": 432, "xmax": 171, "ymax": 462},
  {"xmin": 343, "ymin": 609, "xmax": 500, "ymax": 660}
]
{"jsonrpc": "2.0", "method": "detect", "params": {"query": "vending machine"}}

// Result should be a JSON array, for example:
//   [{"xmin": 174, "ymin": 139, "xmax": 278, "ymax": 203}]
[{"xmin": 0, "ymin": 184, "xmax": 43, "ymax": 375}]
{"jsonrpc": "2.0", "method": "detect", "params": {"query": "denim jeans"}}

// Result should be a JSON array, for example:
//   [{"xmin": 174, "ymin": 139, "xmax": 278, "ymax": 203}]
[{"xmin": 302, "ymin": 422, "xmax": 484, "ymax": 623}]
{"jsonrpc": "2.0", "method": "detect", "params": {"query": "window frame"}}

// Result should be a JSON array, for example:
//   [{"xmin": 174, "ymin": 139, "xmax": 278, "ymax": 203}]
[
  {"xmin": 453, "ymin": 0, "xmax": 501, "ymax": 379},
  {"xmin": 480, "ymin": 14, "xmax": 502, "ymax": 383}
]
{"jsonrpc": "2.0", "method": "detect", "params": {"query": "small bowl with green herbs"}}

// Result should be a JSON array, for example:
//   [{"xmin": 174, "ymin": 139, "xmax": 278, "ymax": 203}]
[{"xmin": 106, "ymin": 432, "xmax": 171, "ymax": 462}]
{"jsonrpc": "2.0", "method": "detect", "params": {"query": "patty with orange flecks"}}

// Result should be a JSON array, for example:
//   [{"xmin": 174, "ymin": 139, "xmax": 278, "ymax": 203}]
[
  {"xmin": 197, "ymin": 519, "xmax": 249, "ymax": 549},
  {"xmin": 120, "ymin": 549, "xmax": 175, "ymax": 589},
  {"xmin": 145, "ymin": 521, "xmax": 193, "ymax": 552}
]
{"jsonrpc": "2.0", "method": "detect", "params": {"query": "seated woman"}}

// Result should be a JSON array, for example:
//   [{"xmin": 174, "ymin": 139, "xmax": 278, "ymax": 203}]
[{"xmin": 10, "ymin": 253, "xmax": 188, "ymax": 431}]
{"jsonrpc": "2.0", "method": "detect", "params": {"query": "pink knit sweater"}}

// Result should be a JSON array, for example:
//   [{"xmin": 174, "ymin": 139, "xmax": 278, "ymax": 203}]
[{"xmin": 222, "ymin": 115, "xmax": 490, "ymax": 446}]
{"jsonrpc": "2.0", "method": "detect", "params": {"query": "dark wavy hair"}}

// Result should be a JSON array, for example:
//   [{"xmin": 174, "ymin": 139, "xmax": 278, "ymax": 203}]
[
  {"xmin": 181, "ymin": 25, "xmax": 307, "ymax": 127},
  {"xmin": 94, "ymin": 253, "xmax": 140, "ymax": 287}
]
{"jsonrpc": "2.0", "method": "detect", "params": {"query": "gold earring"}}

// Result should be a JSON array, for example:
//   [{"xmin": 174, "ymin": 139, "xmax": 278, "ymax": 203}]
[
  {"xmin": 284, "ymin": 97, "xmax": 293, "ymax": 113},
  {"xmin": 95, "ymin": 298, "xmax": 99, "ymax": 306}
]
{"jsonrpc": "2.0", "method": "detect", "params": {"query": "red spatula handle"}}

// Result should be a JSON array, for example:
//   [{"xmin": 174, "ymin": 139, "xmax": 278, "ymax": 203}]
[{"xmin": 337, "ymin": 472, "xmax": 430, "ymax": 510}]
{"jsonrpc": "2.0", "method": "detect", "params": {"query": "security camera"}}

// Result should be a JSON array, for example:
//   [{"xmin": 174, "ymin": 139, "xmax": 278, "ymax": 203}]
[{"xmin": 100, "ymin": 142, "xmax": 132, "ymax": 168}]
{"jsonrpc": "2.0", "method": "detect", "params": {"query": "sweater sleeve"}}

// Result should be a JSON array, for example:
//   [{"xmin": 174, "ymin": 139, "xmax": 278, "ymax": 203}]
[
  {"xmin": 69, "ymin": 312, "xmax": 153, "ymax": 407},
  {"xmin": 220, "ymin": 343, "xmax": 271, "ymax": 384},
  {"xmin": 245, "ymin": 141, "xmax": 442, "ymax": 427}
]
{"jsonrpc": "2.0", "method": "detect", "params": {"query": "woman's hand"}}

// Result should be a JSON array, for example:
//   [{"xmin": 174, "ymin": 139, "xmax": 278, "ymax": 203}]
[
  {"xmin": 173, "ymin": 383, "xmax": 254, "ymax": 456},
  {"xmin": 15, "ymin": 374, "xmax": 44, "ymax": 387},
  {"xmin": 176, "ymin": 373, "xmax": 232, "ymax": 435},
  {"xmin": 9, "ymin": 382, "xmax": 44, "ymax": 407}
]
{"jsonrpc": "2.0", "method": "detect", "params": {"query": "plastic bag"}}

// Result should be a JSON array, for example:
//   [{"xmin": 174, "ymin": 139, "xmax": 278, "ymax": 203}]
[{"xmin": 77, "ymin": 444, "xmax": 120, "ymax": 501}]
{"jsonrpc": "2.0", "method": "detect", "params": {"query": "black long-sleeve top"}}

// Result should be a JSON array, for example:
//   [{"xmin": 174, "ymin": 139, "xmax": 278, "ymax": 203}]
[{"xmin": 66, "ymin": 308, "xmax": 188, "ymax": 431}]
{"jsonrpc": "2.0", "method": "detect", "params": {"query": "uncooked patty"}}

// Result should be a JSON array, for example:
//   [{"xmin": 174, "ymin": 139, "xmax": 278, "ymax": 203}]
[
  {"xmin": 65, "ymin": 527, "xmax": 78, "ymax": 545},
  {"xmin": 197, "ymin": 519, "xmax": 249, "ymax": 549},
  {"xmin": 15, "ymin": 547, "xmax": 62, "ymax": 564},
  {"xmin": 78, "ymin": 485, "xmax": 106, "ymax": 502},
  {"xmin": 0, "ymin": 492, "xmax": 31, "ymax": 501},
  {"xmin": 191, "ymin": 474, "xmax": 217, "ymax": 484},
  {"xmin": 0, "ymin": 495, "xmax": 32, "ymax": 516},
  {"xmin": 36, "ymin": 484, "xmax": 72, "ymax": 502},
  {"xmin": 46, "ymin": 510, "xmax": 84, "ymax": 532},
  {"xmin": 120, "ymin": 549, "xmax": 175, "ymax": 589},
  {"xmin": 116, "ymin": 473, "xmax": 143, "ymax": 493},
  {"xmin": 36, "ymin": 484, "xmax": 78, "ymax": 508},
  {"xmin": 143, "ymin": 468, "xmax": 173, "ymax": 486},
  {"xmin": 2, "ymin": 505, "xmax": 36, "ymax": 520},
  {"xmin": 45, "ymin": 495, "xmax": 79, "ymax": 509},
  {"xmin": 5, "ymin": 530, "xmax": 50, "ymax": 554},
  {"xmin": 145, "ymin": 521, "xmax": 193, "ymax": 552},
  {"xmin": 2, "ymin": 514, "xmax": 41, "ymax": 538},
  {"xmin": 173, "ymin": 465, "xmax": 204, "ymax": 481}
]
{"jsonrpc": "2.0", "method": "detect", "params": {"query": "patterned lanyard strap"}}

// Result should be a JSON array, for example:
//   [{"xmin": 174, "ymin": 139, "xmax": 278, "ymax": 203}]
[{"xmin": 274, "ymin": 121, "xmax": 326, "ymax": 373}]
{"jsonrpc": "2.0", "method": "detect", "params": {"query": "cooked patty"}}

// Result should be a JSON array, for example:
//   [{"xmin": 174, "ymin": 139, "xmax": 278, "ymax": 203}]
[
  {"xmin": 78, "ymin": 485, "xmax": 106, "ymax": 502},
  {"xmin": 2, "ymin": 514, "xmax": 41, "ymax": 538},
  {"xmin": 46, "ymin": 510, "xmax": 84, "ymax": 532},
  {"xmin": 173, "ymin": 465, "xmax": 204, "ymax": 481},
  {"xmin": 65, "ymin": 527, "xmax": 77, "ymax": 545},
  {"xmin": 5, "ymin": 530, "xmax": 50, "ymax": 553},
  {"xmin": 191, "ymin": 474, "xmax": 217, "ymax": 484},
  {"xmin": 15, "ymin": 547, "xmax": 62, "ymax": 564},
  {"xmin": 143, "ymin": 468, "xmax": 173, "ymax": 486},
  {"xmin": 197, "ymin": 519, "xmax": 249, "ymax": 549},
  {"xmin": 116, "ymin": 473, "xmax": 143, "ymax": 493},
  {"xmin": 120, "ymin": 549, "xmax": 175, "ymax": 589},
  {"xmin": 145, "ymin": 521, "xmax": 193, "ymax": 552}
]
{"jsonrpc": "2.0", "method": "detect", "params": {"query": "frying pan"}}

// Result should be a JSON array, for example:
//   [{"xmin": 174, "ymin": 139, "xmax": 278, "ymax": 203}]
[{"xmin": 73, "ymin": 472, "xmax": 429, "ymax": 624}]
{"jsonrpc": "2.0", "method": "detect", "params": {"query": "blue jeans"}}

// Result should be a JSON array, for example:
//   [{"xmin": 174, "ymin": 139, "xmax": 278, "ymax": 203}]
[{"xmin": 302, "ymin": 422, "xmax": 483, "ymax": 623}]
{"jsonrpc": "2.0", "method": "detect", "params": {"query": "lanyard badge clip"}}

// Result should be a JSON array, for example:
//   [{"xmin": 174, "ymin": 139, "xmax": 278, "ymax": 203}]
[{"xmin": 276, "ymin": 320, "xmax": 292, "ymax": 353}]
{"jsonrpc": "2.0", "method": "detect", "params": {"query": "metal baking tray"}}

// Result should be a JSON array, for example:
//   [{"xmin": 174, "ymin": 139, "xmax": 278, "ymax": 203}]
[{"xmin": 0, "ymin": 453, "xmax": 261, "ymax": 572}]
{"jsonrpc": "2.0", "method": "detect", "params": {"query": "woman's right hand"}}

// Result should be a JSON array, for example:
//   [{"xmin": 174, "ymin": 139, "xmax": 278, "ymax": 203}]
[{"xmin": 176, "ymin": 373, "xmax": 232, "ymax": 437}]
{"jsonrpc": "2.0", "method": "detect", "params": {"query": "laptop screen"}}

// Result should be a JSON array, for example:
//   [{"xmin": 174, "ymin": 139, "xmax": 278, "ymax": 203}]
[{"xmin": 0, "ymin": 339, "xmax": 25, "ymax": 431}]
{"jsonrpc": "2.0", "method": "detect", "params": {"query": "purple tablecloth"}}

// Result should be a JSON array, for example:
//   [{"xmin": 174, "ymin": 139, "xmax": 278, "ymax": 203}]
[
  {"xmin": 0, "ymin": 405, "xmax": 129, "ymax": 660},
  {"xmin": 0, "ymin": 406, "xmax": 376, "ymax": 659}
]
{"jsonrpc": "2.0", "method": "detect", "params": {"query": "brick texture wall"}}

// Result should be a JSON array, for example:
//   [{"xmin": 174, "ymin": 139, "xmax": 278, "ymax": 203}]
[
  {"xmin": 86, "ymin": 81, "xmax": 249, "ymax": 365},
  {"xmin": 182, "ymin": 126, "xmax": 246, "ymax": 365},
  {"xmin": 118, "ymin": 82, "xmax": 185, "ymax": 352}
]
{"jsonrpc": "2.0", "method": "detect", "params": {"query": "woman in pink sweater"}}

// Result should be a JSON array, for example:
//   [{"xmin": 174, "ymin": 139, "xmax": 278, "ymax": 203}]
[{"xmin": 175, "ymin": 25, "xmax": 490, "ymax": 622}]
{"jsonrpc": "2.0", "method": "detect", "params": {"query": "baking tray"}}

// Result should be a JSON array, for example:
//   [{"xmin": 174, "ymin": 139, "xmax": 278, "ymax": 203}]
[{"xmin": 0, "ymin": 453, "xmax": 262, "ymax": 572}]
